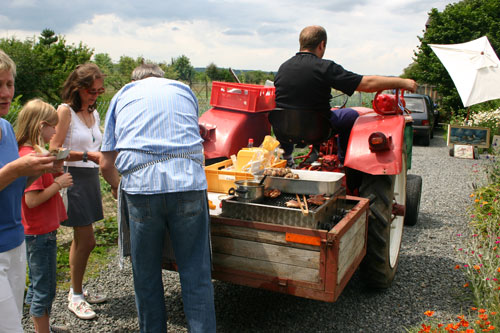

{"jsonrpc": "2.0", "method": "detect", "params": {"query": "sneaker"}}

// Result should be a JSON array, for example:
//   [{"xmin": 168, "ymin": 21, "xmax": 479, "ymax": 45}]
[
  {"xmin": 50, "ymin": 324, "xmax": 70, "ymax": 332},
  {"xmin": 68, "ymin": 289, "xmax": 107, "ymax": 304},
  {"xmin": 83, "ymin": 289, "xmax": 107, "ymax": 304},
  {"xmin": 68, "ymin": 300, "xmax": 96, "ymax": 320}
]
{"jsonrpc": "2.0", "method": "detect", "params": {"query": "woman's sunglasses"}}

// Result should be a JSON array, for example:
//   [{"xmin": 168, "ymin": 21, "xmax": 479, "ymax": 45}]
[{"xmin": 85, "ymin": 88, "xmax": 105, "ymax": 95}]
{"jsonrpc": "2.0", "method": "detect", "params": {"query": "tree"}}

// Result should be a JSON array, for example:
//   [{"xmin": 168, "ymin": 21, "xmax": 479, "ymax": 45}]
[
  {"xmin": 171, "ymin": 55, "xmax": 194, "ymax": 85},
  {"xmin": 204, "ymin": 63, "xmax": 234, "ymax": 82},
  {"xmin": 159, "ymin": 62, "xmax": 178, "ymax": 80},
  {"xmin": 205, "ymin": 63, "xmax": 219, "ymax": 81},
  {"xmin": 0, "ymin": 31, "xmax": 93, "ymax": 104},
  {"xmin": 39, "ymin": 29, "xmax": 58, "ymax": 46},
  {"xmin": 411, "ymin": 0, "xmax": 500, "ymax": 114},
  {"xmin": 93, "ymin": 53, "xmax": 114, "ymax": 74},
  {"xmin": 94, "ymin": 53, "xmax": 125, "ymax": 90}
]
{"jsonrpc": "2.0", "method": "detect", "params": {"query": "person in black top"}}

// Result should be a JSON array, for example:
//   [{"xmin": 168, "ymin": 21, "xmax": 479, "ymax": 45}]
[{"xmin": 274, "ymin": 25, "xmax": 417, "ymax": 166}]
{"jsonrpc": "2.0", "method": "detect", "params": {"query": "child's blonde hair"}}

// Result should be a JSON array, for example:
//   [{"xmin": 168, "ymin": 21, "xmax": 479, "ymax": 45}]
[{"xmin": 16, "ymin": 99, "xmax": 58, "ymax": 147}]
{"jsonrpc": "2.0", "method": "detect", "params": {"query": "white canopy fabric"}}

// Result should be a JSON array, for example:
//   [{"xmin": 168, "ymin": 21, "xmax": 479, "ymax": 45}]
[{"xmin": 430, "ymin": 36, "xmax": 500, "ymax": 107}]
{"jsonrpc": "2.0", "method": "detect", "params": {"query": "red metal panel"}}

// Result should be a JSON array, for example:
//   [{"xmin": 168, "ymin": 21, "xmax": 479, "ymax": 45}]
[
  {"xmin": 199, "ymin": 108, "xmax": 271, "ymax": 160},
  {"xmin": 344, "ymin": 114, "xmax": 405, "ymax": 175}
]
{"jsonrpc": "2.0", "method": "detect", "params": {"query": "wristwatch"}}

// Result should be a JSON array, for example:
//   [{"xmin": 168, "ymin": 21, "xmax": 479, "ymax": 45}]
[{"xmin": 82, "ymin": 151, "xmax": 88, "ymax": 162}]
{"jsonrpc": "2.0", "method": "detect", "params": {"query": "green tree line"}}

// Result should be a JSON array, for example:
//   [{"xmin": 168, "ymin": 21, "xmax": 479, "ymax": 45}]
[
  {"xmin": 0, "ymin": 29, "xmax": 275, "ymax": 106},
  {"xmin": 3, "ymin": 0, "xmax": 499, "ymax": 121}
]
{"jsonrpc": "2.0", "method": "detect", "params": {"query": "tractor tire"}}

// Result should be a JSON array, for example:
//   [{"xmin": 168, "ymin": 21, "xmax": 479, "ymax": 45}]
[
  {"xmin": 360, "ymin": 158, "xmax": 406, "ymax": 288},
  {"xmin": 404, "ymin": 174, "xmax": 422, "ymax": 226}
]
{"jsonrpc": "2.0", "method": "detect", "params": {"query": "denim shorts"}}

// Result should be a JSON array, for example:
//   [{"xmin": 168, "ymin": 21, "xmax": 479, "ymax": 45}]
[{"xmin": 24, "ymin": 230, "xmax": 57, "ymax": 317}]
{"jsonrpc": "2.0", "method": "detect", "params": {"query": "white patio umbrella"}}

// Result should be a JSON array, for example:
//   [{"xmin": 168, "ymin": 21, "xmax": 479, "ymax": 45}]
[{"xmin": 429, "ymin": 36, "xmax": 500, "ymax": 107}]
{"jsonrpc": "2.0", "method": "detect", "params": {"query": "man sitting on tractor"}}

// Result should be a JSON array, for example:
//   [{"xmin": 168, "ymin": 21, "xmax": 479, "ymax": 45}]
[{"xmin": 274, "ymin": 25, "xmax": 417, "ymax": 167}]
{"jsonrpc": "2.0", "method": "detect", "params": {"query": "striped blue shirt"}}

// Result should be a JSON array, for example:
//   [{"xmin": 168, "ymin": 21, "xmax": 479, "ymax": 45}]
[{"xmin": 101, "ymin": 77, "xmax": 207, "ymax": 194}]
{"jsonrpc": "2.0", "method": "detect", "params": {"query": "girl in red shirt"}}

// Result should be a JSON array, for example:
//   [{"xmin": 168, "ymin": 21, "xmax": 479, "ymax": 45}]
[{"xmin": 16, "ymin": 99, "xmax": 73, "ymax": 333}]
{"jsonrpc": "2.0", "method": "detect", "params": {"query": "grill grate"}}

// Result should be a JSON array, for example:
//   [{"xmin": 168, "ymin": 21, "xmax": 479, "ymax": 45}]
[
  {"xmin": 227, "ymin": 192, "xmax": 323, "ymax": 211},
  {"xmin": 222, "ymin": 188, "xmax": 346, "ymax": 230}
]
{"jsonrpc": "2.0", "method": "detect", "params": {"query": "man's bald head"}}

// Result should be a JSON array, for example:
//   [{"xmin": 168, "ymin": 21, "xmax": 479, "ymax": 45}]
[{"xmin": 299, "ymin": 26, "xmax": 327, "ymax": 51}]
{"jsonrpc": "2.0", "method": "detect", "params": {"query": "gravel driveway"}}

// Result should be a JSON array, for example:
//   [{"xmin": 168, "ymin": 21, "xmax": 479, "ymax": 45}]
[{"xmin": 22, "ymin": 128, "xmax": 486, "ymax": 332}]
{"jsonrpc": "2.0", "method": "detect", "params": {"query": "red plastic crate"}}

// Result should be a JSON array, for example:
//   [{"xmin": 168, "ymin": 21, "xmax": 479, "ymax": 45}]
[{"xmin": 210, "ymin": 81, "xmax": 276, "ymax": 112}]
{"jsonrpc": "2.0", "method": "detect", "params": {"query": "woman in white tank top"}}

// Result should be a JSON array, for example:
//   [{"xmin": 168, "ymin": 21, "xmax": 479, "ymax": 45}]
[{"xmin": 50, "ymin": 64, "xmax": 107, "ymax": 320}]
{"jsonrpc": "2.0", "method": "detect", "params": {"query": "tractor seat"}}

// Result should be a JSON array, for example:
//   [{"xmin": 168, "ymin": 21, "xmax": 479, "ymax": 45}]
[{"xmin": 268, "ymin": 108, "xmax": 334, "ymax": 146}]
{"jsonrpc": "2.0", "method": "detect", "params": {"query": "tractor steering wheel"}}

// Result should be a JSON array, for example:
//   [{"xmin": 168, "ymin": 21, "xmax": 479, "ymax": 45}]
[{"xmin": 332, "ymin": 92, "xmax": 349, "ymax": 109}]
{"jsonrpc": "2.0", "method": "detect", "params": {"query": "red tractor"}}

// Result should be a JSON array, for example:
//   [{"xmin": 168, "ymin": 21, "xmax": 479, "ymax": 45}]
[{"xmin": 198, "ymin": 82, "xmax": 422, "ymax": 294}]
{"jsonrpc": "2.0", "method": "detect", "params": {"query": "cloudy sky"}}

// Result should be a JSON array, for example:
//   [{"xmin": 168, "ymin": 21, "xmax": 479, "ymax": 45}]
[{"xmin": 1, "ymin": 0, "xmax": 456, "ymax": 76}]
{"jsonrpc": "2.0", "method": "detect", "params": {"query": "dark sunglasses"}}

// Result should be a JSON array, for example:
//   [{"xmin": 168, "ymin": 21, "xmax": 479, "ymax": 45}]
[{"xmin": 85, "ymin": 87, "xmax": 105, "ymax": 95}]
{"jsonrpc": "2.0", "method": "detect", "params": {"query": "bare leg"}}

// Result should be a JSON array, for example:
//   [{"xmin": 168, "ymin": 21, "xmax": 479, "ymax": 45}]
[
  {"xmin": 32, "ymin": 312, "xmax": 50, "ymax": 333},
  {"xmin": 69, "ymin": 224, "xmax": 96, "ymax": 294}
]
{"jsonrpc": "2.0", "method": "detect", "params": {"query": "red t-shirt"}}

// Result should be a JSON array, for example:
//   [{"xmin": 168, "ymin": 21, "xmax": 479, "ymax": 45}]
[{"xmin": 19, "ymin": 145, "xmax": 68, "ymax": 235}]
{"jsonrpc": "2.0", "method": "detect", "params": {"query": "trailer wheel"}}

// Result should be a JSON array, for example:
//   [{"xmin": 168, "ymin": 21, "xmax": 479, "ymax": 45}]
[
  {"xmin": 360, "ymin": 157, "xmax": 406, "ymax": 288},
  {"xmin": 404, "ymin": 174, "xmax": 422, "ymax": 226}
]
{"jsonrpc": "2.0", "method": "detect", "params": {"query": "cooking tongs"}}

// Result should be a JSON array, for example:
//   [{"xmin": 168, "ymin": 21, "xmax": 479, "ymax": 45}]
[{"xmin": 295, "ymin": 194, "xmax": 309, "ymax": 216}]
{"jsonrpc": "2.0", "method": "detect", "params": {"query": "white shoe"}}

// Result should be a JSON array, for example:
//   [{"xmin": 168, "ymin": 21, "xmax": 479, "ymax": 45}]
[
  {"xmin": 68, "ymin": 289, "xmax": 107, "ymax": 304},
  {"xmin": 68, "ymin": 300, "xmax": 96, "ymax": 320}
]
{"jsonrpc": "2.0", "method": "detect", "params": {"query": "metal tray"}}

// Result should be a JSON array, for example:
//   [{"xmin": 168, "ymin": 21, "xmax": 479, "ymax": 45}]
[{"xmin": 262, "ymin": 169, "xmax": 344, "ymax": 195}]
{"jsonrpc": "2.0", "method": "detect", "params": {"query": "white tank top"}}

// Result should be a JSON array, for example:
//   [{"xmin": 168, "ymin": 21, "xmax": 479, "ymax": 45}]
[{"xmin": 62, "ymin": 104, "xmax": 102, "ymax": 168}]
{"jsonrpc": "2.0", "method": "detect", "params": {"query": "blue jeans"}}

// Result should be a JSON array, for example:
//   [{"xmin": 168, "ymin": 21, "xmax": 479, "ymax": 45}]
[
  {"xmin": 25, "ymin": 231, "xmax": 57, "ymax": 317},
  {"xmin": 281, "ymin": 108, "xmax": 359, "ymax": 163},
  {"xmin": 124, "ymin": 190, "xmax": 216, "ymax": 333}
]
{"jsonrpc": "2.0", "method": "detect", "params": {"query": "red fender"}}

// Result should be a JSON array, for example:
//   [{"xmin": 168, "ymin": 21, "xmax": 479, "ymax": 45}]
[
  {"xmin": 199, "ymin": 107, "xmax": 271, "ymax": 160},
  {"xmin": 344, "ymin": 113, "xmax": 405, "ymax": 175}
]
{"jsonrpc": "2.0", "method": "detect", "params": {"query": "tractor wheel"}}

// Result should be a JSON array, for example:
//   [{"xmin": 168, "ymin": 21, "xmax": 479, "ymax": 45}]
[
  {"xmin": 360, "ymin": 156, "xmax": 407, "ymax": 288},
  {"xmin": 404, "ymin": 174, "xmax": 422, "ymax": 226}
]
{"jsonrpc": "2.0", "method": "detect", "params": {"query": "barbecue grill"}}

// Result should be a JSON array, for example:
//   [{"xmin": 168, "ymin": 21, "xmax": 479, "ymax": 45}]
[{"xmin": 221, "ymin": 188, "xmax": 346, "ymax": 230}]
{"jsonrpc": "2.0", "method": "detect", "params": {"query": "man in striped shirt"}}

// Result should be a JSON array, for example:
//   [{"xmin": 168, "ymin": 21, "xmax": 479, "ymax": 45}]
[{"xmin": 100, "ymin": 64, "xmax": 216, "ymax": 333}]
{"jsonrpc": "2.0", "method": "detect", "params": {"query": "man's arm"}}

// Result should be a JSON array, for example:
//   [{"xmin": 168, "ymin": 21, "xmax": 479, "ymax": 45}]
[
  {"xmin": 100, "ymin": 151, "xmax": 120, "ymax": 199},
  {"xmin": 0, "ymin": 154, "xmax": 57, "ymax": 191},
  {"xmin": 357, "ymin": 76, "xmax": 417, "ymax": 93}
]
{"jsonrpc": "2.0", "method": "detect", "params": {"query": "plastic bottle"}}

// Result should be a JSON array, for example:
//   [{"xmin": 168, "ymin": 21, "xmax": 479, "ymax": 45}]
[{"xmin": 247, "ymin": 138, "xmax": 254, "ymax": 148}]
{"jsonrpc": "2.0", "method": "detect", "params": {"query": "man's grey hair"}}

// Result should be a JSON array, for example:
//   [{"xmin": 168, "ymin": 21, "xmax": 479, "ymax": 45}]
[
  {"xmin": 0, "ymin": 49, "xmax": 16, "ymax": 77},
  {"xmin": 131, "ymin": 64, "xmax": 165, "ymax": 81}
]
